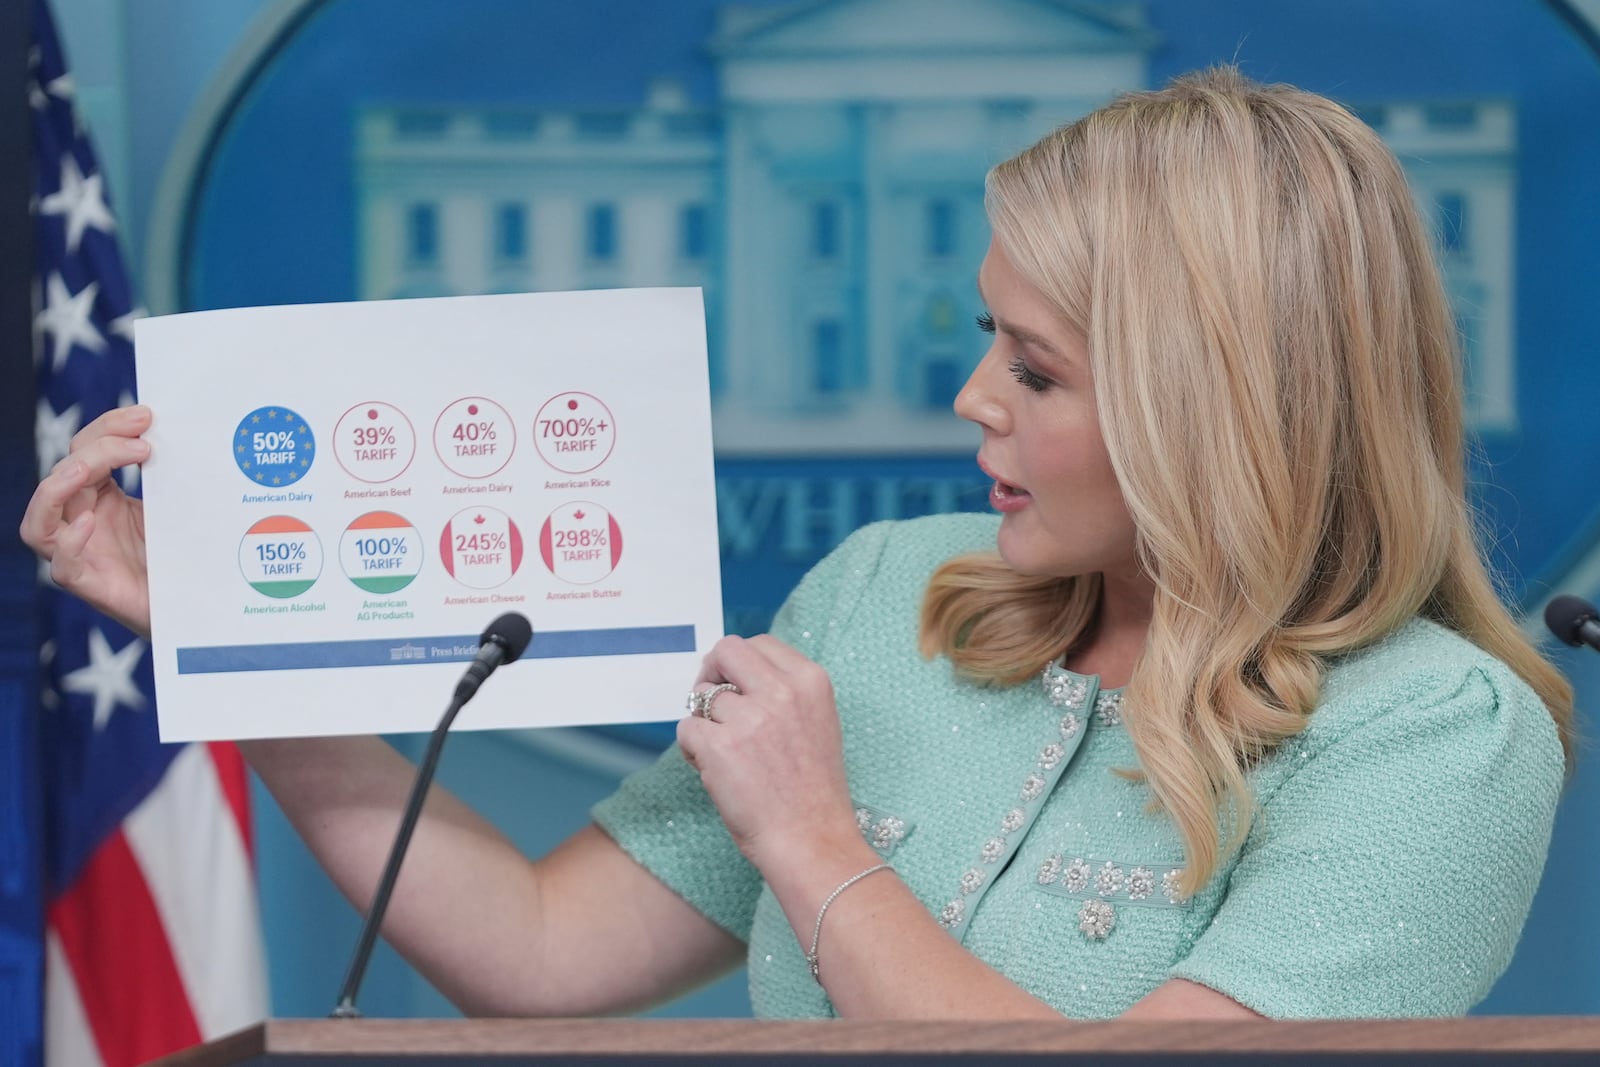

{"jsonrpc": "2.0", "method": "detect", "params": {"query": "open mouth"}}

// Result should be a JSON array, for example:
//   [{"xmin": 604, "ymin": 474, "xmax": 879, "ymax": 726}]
[
  {"xmin": 985, "ymin": 471, "xmax": 1032, "ymax": 512},
  {"xmin": 978, "ymin": 456, "xmax": 1032, "ymax": 511}
]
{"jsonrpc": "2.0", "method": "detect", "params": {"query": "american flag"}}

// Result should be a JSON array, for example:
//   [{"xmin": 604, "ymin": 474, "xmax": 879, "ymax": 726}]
[{"xmin": 22, "ymin": 0, "xmax": 267, "ymax": 1063}]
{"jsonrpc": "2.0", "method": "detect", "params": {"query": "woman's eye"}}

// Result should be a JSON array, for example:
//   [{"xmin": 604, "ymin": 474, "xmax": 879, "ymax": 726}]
[
  {"xmin": 1008, "ymin": 357, "xmax": 1051, "ymax": 393},
  {"xmin": 976, "ymin": 312, "xmax": 996, "ymax": 334}
]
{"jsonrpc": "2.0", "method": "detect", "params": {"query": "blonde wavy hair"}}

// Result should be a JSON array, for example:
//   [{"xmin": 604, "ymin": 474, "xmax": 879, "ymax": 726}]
[{"xmin": 920, "ymin": 67, "xmax": 1574, "ymax": 894}]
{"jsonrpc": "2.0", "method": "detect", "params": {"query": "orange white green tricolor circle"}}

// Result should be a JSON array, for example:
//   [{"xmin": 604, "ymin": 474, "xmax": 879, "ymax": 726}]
[
  {"xmin": 339, "ymin": 511, "xmax": 423, "ymax": 593},
  {"xmin": 238, "ymin": 515, "xmax": 323, "ymax": 598},
  {"xmin": 438, "ymin": 507, "xmax": 523, "ymax": 589}
]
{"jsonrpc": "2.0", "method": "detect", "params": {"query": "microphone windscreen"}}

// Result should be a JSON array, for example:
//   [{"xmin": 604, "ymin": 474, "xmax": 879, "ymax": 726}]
[
  {"xmin": 481, "ymin": 612, "xmax": 534, "ymax": 662},
  {"xmin": 1544, "ymin": 594, "xmax": 1599, "ymax": 647}
]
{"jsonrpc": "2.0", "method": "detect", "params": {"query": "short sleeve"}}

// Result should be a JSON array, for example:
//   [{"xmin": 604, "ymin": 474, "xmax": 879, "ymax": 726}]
[
  {"xmin": 1169, "ymin": 664, "xmax": 1564, "ymax": 1017},
  {"xmin": 590, "ymin": 522, "xmax": 895, "ymax": 941}
]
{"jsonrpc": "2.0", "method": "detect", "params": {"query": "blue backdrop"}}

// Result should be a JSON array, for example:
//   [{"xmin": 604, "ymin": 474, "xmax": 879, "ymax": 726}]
[{"xmin": 28, "ymin": 0, "xmax": 1600, "ymax": 1019}]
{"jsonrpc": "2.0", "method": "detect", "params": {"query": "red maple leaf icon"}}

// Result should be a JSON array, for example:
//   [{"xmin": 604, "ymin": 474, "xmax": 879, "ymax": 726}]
[
  {"xmin": 573, "ymin": 509, "xmax": 586, "ymax": 521},
  {"xmin": 473, "ymin": 514, "xmax": 486, "ymax": 525}
]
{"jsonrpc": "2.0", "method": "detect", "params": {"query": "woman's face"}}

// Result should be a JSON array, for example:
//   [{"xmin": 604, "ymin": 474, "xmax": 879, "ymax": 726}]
[{"xmin": 954, "ymin": 239, "xmax": 1141, "ymax": 582}]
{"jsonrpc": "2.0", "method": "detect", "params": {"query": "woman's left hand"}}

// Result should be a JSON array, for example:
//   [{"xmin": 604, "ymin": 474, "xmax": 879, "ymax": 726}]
[{"xmin": 676, "ymin": 634, "xmax": 860, "ymax": 874}]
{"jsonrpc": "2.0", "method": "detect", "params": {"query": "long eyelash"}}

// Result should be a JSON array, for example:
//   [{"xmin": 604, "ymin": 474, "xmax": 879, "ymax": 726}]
[
  {"xmin": 1009, "ymin": 357, "xmax": 1051, "ymax": 393},
  {"xmin": 975, "ymin": 312, "xmax": 995, "ymax": 334}
]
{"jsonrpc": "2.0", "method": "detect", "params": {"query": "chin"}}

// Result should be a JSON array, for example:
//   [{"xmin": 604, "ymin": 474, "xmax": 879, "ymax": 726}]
[{"xmin": 994, "ymin": 523, "xmax": 1066, "ymax": 577}]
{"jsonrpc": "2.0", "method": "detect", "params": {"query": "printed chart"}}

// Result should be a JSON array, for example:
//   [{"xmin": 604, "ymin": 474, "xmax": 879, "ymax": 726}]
[{"xmin": 136, "ymin": 288, "xmax": 720, "ymax": 741}]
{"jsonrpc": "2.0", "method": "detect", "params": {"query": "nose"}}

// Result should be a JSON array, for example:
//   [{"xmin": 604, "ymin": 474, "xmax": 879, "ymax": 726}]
[{"xmin": 953, "ymin": 347, "xmax": 1010, "ymax": 434}]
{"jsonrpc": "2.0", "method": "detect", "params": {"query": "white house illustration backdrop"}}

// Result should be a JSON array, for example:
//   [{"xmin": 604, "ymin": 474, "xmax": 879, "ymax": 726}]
[{"xmin": 351, "ymin": 0, "xmax": 1516, "ymax": 453}]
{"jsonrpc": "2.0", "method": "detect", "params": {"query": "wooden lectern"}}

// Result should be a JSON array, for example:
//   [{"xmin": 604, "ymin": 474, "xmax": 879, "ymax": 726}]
[{"xmin": 154, "ymin": 1017, "xmax": 1600, "ymax": 1065}]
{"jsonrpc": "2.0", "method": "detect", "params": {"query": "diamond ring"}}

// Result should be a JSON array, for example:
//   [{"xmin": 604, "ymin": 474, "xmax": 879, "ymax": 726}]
[{"xmin": 686, "ymin": 682, "xmax": 741, "ymax": 721}]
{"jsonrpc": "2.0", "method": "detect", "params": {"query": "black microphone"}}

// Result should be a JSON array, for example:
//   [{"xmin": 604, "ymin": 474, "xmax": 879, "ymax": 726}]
[
  {"xmin": 1544, "ymin": 594, "xmax": 1600, "ymax": 653},
  {"xmin": 331, "ymin": 612, "xmax": 533, "ymax": 1019},
  {"xmin": 454, "ymin": 612, "xmax": 535, "ymax": 703}
]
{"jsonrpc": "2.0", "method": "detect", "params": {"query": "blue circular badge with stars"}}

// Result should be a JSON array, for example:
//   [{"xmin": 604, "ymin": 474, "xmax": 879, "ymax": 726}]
[{"xmin": 234, "ymin": 406, "xmax": 315, "ymax": 486}]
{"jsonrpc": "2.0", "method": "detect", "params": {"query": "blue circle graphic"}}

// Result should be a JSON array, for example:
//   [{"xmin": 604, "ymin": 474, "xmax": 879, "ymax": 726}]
[{"xmin": 234, "ymin": 406, "xmax": 316, "ymax": 486}]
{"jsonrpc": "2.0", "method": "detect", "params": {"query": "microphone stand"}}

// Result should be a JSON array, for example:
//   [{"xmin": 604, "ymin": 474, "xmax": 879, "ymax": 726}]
[
  {"xmin": 329, "ymin": 612, "xmax": 530, "ymax": 1019},
  {"xmin": 330, "ymin": 692, "xmax": 470, "ymax": 1019}
]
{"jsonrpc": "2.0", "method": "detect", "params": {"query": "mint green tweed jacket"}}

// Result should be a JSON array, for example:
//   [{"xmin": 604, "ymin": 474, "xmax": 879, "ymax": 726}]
[{"xmin": 593, "ymin": 515, "xmax": 1564, "ymax": 1018}]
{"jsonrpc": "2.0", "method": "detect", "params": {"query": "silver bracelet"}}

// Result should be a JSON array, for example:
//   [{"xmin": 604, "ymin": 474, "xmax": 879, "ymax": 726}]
[{"xmin": 805, "ymin": 863, "xmax": 892, "ymax": 983}]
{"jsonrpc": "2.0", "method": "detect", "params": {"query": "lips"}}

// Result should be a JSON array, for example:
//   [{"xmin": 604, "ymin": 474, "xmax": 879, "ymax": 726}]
[
  {"xmin": 978, "ymin": 455, "xmax": 1032, "ymax": 512},
  {"xmin": 976, "ymin": 455, "xmax": 1021, "ymax": 491}
]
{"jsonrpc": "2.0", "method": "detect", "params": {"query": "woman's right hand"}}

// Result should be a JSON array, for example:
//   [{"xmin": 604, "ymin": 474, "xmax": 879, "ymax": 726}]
[{"xmin": 20, "ymin": 404, "xmax": 155, "ymax": 637}]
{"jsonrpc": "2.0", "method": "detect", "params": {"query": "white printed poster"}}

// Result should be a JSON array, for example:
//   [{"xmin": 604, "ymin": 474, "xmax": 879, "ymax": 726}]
[{"xmin": 135, "ymin": 288, "xmax": 722, "ymax": 741}]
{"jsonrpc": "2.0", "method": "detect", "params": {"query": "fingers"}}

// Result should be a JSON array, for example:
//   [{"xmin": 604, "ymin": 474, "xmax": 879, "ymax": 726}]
[
  {"xmin": 46, "ymin": 511, "xmax": 96, "ymax": 587},
  {"xmin": 676, "ymin": 686, "xmax": 752, "ymax": 767},
  {"xmin": 740, "ymin": 634, "xmax": 834, "ymax": 704},
  {"xmin": 21, "ymin": 454, "xmax": 92, "ymax": 557},
  {"xmin": 676, "ymin": 712, "xmax": 711, "ymax": 768},
  {"xmin": 67, "ymin": 415, "xmax": 153, "ymax": 476},
  {"xmin": 685, "ymin": 681, "xmax": 741, "ymax": 723},
  {"xmin": 692, "ymin": 634, "xmax": 836, "ymax": 720},
  {"xmin": 21, "ymin": 433, "xmax": 149, "ymax": 555},
  {"xmin": 70, "ymin": 404, "xmax": 153, "ymax": 454},
  {"xmin": 696, "ymin": 634, "xmax": 795, "ymax": 693},
  {"xmin": 743, "ymin": 633, "xmax": 802, "ymax": 662},
  {"xmin": 20, "ymin": 406, "xmax": 150, "ymax": 543}
]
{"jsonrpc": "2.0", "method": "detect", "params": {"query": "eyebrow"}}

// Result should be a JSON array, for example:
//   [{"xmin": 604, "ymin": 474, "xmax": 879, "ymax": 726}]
[{"xmin": 976, "ymin": 278, "xmax": 1065, "ymax": 358}]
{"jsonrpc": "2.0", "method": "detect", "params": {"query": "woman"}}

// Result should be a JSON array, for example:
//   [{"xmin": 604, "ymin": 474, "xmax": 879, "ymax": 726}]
[{"xmin": 23, "ymin": 68, "xmax": 1571, "ymax": 1019}]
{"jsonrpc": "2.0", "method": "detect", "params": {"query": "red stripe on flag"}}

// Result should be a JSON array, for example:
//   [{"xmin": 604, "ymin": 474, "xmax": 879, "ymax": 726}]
[
  {"xmin": 206, "ymin": 741, "xmax": 254, "ymax": 858},
  {"xmin": 48, "ymin": 830, "xmax": 202, "ymax": 1067}
]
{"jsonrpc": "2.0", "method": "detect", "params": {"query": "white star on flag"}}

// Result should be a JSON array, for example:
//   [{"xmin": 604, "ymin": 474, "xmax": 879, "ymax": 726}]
[
  {"xmin": 61, "ymin": 628, "xmax": 148, "ymax": 732},
  {"xmin": 36, "ymin": 398, "xmax": 81, "ymax": 478},
  {"xmin": 35, "ymin": 272, "xmax": 104, "ymax": 369},
  {"xmin": 110, "ymin": 306, "xmax": 145, "ymax": 343},
  {"xmin": 40, "ymin": 155, "xmax": 115, "ymax": 252}
]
